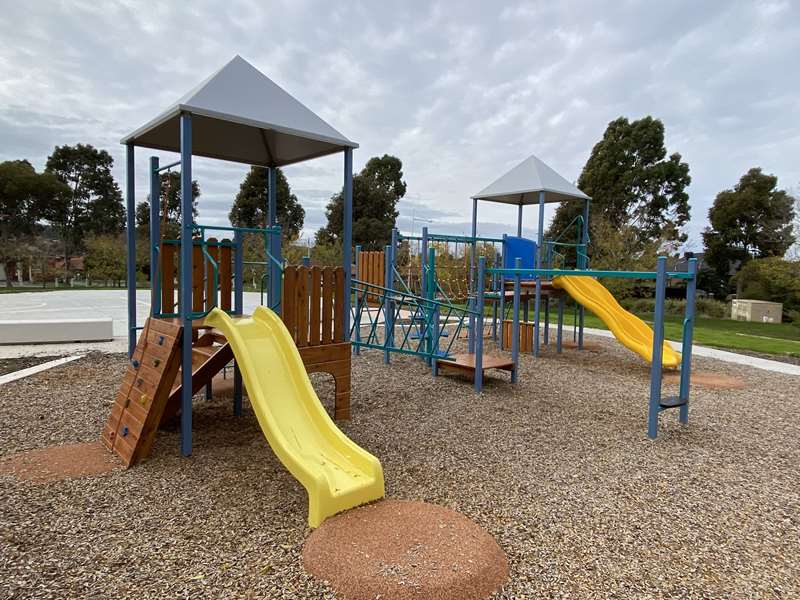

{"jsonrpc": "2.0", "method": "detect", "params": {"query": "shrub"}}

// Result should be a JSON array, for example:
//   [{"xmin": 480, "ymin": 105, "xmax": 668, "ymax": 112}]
[
  {"xmin": 732, "ymin": 257, "xmax": 800, "ymax": 321},
  {"xmin": 619, "ymin": 297, "xmax": 727, "ymax": 319}
]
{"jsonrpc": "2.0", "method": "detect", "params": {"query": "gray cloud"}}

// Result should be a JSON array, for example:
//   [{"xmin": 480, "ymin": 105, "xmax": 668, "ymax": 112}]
[{"xmin": 2, "ymin": 0, "xmax": 798, "ymax": 249}]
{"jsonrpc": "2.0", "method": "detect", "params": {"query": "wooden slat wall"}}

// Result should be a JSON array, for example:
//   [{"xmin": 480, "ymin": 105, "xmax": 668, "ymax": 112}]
[
  {"xmin": 282, "ymin": 265, "xmax": 346, "ymax": 346},
  {"xmin": 502, "ymin": 319, "xmax": 535, "ymax": 353},
  {"xmin": 160, "ymin": 240, "xmax": 235, "ymax": 315},
  {"xmin": 205, "ymin": 237, "xmax": 218, "ymax": 312},
  {"xmin": 357, "ymin": 250, "xmax": 385, "ymax": 302}
]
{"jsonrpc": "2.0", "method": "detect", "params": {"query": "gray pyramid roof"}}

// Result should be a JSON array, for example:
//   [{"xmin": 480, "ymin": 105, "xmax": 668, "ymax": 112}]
[
  {"xmin": 472, "ymin": 154, "xmax": 590, "ymax": 205},
  {"xmin": 121, "ymin": 55, "xmax": 357, "ymax": 167}
]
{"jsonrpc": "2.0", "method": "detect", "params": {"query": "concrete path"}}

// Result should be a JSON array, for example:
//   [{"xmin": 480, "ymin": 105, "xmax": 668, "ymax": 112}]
[{"xmin": 1, "ymin": 290, "xmax": 798, "ymax": 376}]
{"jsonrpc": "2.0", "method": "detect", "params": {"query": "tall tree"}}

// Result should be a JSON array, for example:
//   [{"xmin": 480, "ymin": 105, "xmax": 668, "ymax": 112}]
[
  {"xmin": 703, "ymin": 168, "xmax": 795, "ymax": 282},
  {"xmin": 0, "ymin": 160, "xmax": 67, "ymax": 286},
  {"xmin": 229, "ymin": 167, "xmax": 304, "ymax": 239},
  {"xmin": 136, "ymin": 171, "xmax": 200, "ymax": 239},
  {"xmin": 316, "ymin": 154, "xmax": 407, "ymax": 249},
  {"xmin": 548, "ymin": 116, "xmax": 691, "ymax": 248},
  {"xmin": 44, "ymin": 144, "xmax": 125, "ymax": 268}
]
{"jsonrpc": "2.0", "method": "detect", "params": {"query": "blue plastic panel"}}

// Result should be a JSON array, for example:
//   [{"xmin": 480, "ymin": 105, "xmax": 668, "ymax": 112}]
[{"xmin": 503, "ymin": 237, "xmax": 537, "ymax": 280}]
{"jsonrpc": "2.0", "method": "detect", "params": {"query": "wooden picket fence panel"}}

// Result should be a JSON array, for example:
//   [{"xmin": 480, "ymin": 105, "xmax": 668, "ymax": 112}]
[{"xmin": 159, "ymin": 239, "xmax": 234, "ymax": 315}]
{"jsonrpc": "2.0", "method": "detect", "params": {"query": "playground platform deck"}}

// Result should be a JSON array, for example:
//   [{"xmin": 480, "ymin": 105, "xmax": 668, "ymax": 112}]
[{"xmin": 437, "ymin": 353, "xmax": 514, "ymax": 379}]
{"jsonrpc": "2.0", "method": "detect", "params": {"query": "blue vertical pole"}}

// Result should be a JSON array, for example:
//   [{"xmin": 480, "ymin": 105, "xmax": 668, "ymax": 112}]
[
  {"xmin": 353, "ymin": 245, "xmax": 361, "ymax": 355},
  {"xmin": 516, "ymin": 203, "xmax": 523, "ymax": 237},
  {"xmin": 511, "ymin": 257, "xmax": 521, "ymax": 383},
  {"xmin": 469, "ymin": 200, "xmax": 477, "ymax": 353},
  {"xmin": 556, "ymin": 295, "xmax": 565, "ymax": 353},
  {"xmin": 534, "ymin": 191, "xmax": 545, "ymax": 356},
  {"xmin": 149, "ymin": 156, "xmax": 161, "ymax": 316},
  {"xmin": 384, "ymin": 244, "xmax": 394, "ymax": 364},
  {"xmin": 125, "ymin": 143, "xmax": 136, "ymax": 358},
  {"xmin": 428, "ymin": 247, "xmax": 439, "ymax": 373},
  {"xmin": 499, "ymin": 235, "xmax": 506, "ymax": 350},
  {"xmin": 474, "ymin": 256, "xmax": 486, "ymax": 392},
  {"xmin": 343, "ymin": 149, "xmax": 353, "ymax": 340},
  {"xmin": 233, "ymin": 229, "xmax": 243, "ymax": 417},
  {"xmin": 679, "ymin": 258, "xmax": 698, "ymax": 423},
  {"xmin": 578, "ymin": 198, "xmax": 590, "ymax": 348},
  {"xmin": 179, "ymin": 113, "xmax": 193, "ymax": 456},
  {"xmin": 492, "ymin": 250, "xmax": 500, "ymax": 342},
  {"xmin": 648, "ymin": 256, "xmax": 667, "ymax": 439},
  {"xmin": 544, "ymin": 296, "xmax": 550, "ymax": 345},
  {"xmin": 268, "ymin": 166, "xmax": 281, "ymax": 314}
]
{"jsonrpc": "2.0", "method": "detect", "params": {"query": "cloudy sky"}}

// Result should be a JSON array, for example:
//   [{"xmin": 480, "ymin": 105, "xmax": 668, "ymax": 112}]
[{"xmin": 2, "ymin": 1, "xmax": 798, "ymax": 248}]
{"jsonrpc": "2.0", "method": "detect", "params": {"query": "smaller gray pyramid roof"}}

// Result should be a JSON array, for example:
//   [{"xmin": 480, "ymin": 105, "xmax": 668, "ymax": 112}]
[
  {"xmin": 121, "ymin": 56, "xmax": 357, "ymax": 167},
  {"xmin": 472, "ymin": 154, "xmax": 590, "ymax": 205}
]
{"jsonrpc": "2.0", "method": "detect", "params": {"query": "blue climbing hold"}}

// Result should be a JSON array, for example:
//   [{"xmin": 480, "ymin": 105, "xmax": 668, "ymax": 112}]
[
  {"xmin": 158, "ymin": 335, "xmax": 165, "ymax": 345},
  {"xmin": 121, "ymin": 425, "xmax": 129, "ymax": 437},
  {"xmin": 131, "ymin": 359, "xmax": 140, "ymax": 368}
]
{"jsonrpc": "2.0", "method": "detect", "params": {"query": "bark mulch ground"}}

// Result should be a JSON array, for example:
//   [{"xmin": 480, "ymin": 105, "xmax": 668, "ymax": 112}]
[{"xmin": 1, "ymin": 342, "xmax": 798, "ymax": 598}]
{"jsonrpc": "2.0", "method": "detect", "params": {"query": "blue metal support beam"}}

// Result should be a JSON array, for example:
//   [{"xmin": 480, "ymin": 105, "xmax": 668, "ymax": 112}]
[
  {"xmin": 179, "ymin": 113, "xmax": 193, "ymax": 456},
  {"xmin": 679, "ymin": 258, "xmax": 698, "ymax": 423},
  {"xmin": 511, "ymin": 257, "xmax": 521, "ymax": 383},
  {"xmin": 384, "ymin": 243, "xmax": 394, "ymax": 364},
  {"xmin": 647, "ymin": 256, "xmax": 667, "ymax": 439},
  {"xmin": 353, "ymin": 245, "xmax": 361, "ymax": 355},
  {"xmin": 233, "ymin": 229, "xmax": 244, "ymax": 417},
  {"xmin": 343, "ymin": 149, "xmax": 353, "ymax": 339},
  {"xmin": 533, "ymin": 191, "xmax": 545, "ymax": 356},
  {"xmin": 469, "ymin": 199, "xmax": 478, "ymax": 354},
  {"xmin": 149, "ymin": 156, "xmax": 161, "ymax": 316},
  {"xmin": 268, "ymin": 166, "xmax": 282, "ymax": 314},
  {"xmin": 474, "ymin": 256, "xmax": 486, "ymax": 392},
  {"xmin": 125, "ymin": 144, "xmax": 136, "ymax": 358},
  {"xmin": 556, "ymin": 295, "xmax": 565, "ymax": 353}
]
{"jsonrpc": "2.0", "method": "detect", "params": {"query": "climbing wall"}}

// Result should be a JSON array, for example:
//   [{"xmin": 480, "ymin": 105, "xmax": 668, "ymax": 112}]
[{"xmin": 102, "ymin": 318, "xmax": 183, "ymax": 466}]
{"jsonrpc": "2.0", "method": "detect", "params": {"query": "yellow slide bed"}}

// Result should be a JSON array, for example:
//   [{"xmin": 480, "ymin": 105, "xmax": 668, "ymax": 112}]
[
  {"xmin": 553, "ymin": 275, "xmax": 681, "ymax": 368},
  {"xmin": 204, "ymin": 306, "xmax": 384, "ymax": 527}
]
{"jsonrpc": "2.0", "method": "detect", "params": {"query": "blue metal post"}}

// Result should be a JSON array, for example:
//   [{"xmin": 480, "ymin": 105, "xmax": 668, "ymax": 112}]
[
  {"xmin": 475, "ymin": 256, "xmax": 486, "ymax": 392},
  {"xmin": 556, "ymin": 295, "xmax": 565, "ymax": 353},
  {"xmin": 578, "ymin": 198, "xmax": 590, "ymax": 348},
  {"xmin": 149, "ymin": 156, "xmax": 161, "ymax": 316},
  {"xmin": 353, "ymin": 245, "xmax": 361, "ymax": 355},
  {"xmin": 648, "ymin": 256, "xmax": 667, "ymax": 439},
  {"xmin": 534, "ymin": 191, "xmax": 545, "ymax": 356},
  {"xmin": 268, "ymin": 166, "xmax": 282, "ymax": 314},
  {"xmin": 302, "ymin": 256, "xmax": 311, "ymax": 267},
  {"xmin": 517, "ymin": 203, "xmax": 523, "ymax": 237},
  {"xmin": 511, "ymin": 257, "xmax": 521, "ymax": 383},
  {"xmin": 233, "ymin": 229, "xmax": 243, "ymax": 417},
  {"xmin": 179, "ymin": 113, "xmax": 193, "ymax": 456},
  {"xmin": 384, "ymin": 244, "xmax": 393, "ymax": 364},
  {"xmin": 544, "ymin": 296, "xmax": 550, "ymax": 345},
  {"xmin": 125, "ymin": 144, "xmax": 136, "ymax": 358},
  {"xmin": 679, "ymin": 258, "xmax": 698, "ymax": 423},
  {"xmin": 343, "ymin": 149, "xmax": 353, "ymax": 340},
  {"xmin": 428, "ymin": 246, "xmax": 439, "ymax": 373},
  {"xmin": 469, "ymin": 200, "xmax": 478, "ymax": 353},
  {"xmin": 499, "ymin": 235, "xmax": 506, "ymax": 350}
]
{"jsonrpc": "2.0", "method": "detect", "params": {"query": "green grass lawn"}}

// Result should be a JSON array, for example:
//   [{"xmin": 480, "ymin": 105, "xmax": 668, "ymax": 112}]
[
  {"xmin": 564, "ymin": 311, "xmax": 800, "ymax": 358},
  {"xmin": 492, "ymin": 305, "xmax": 800, "ymax": 358}
]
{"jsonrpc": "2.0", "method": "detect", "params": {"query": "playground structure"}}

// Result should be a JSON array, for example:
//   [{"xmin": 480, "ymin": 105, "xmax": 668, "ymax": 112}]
[
  {"xmin": 350, "ymin": 154, "xmax": 699, "ymax": 439},
  {"xmin": 102, "ymin": 56, "xmax": 382, "ymax": 527},
  {"xmin": 102, "ymin": 55, "xmax": 700, "ymax": 528}
]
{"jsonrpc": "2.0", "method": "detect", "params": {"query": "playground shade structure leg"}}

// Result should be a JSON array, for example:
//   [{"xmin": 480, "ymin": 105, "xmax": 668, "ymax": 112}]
[
  {"xmin": 648, "ymin": 257, "xmax": 668, "ymax": 438},
  {"xmin": 179, "ymin": 113, "xmax": 193, "ymax": 457},
  {"xmin": 556, "ymin": 296, "xmax": 564, "ymax": 353},
  {"xmin": 204, "ymin": 307, "xmax": 384, "ymax": 528}
]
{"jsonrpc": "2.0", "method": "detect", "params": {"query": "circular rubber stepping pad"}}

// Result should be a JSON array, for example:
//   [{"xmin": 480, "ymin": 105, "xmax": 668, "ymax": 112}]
[
  {"xmin": 663, "ymin": 371, "xmax": 746, "ymax": 390},
  {"xmin": 303, "ymin": 499, "xmax": 508, "ymax": 600}
]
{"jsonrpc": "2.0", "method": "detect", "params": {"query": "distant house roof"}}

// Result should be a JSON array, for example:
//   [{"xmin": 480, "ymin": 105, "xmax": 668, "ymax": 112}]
[
  {"xmin": 121, "ymin": 55, "xmax": 357, "ymax": 167},
  {"xmin": 472, "ymin": 154, "xmax": 590, "ymax": 205}
]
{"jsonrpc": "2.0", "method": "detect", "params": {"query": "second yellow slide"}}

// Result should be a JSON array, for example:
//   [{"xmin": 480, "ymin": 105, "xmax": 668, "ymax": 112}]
[
  {"xmin": 204, "ymin": 306, "xmax": 384, "ymax": 527},
  {"xmin": 553, "ymin": 275, "xmax": 681, "ymax": 368}
]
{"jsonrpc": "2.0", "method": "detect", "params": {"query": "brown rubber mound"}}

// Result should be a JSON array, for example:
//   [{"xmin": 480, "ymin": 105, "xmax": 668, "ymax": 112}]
[
  {"xmin": 663, "ymin": 371, "xmax": 746, "ymax": 390},
  {"xmin": 560, "ymin": 340, "xmax": 603, "ymax": 352},
  {"xmin": 303, "ymin": 499, "xmax": 508, "ymax": 600},
  {"xmin": 0, "ymin": 441, "xmax": 123, "ymax": 484}
]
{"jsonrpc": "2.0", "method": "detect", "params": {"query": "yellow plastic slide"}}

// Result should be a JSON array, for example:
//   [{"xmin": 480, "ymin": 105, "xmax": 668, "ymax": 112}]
[
  {"xmin": 552, "ymin": 275, "xmax": 681, "ymax": 368},
  {"xmin": 204, "ymin": 306, "xmax": 384, "ymax": 527}
]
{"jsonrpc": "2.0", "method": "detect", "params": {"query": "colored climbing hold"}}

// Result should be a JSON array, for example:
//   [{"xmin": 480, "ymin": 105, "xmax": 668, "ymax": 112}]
[
  {"xmin": 158, "ymin": 335, "xmax": 165, "ymax": 345},
  {"xmin": 153, "ymin": 358, "xmax": 161, "ymax": 368},
  {"xmin": 121, "ymin": 426, "xmax": 129, "ymax": 437},
  {"xmin": 124, "ymin": 397, "xmax": 131, "ymax": 408},
  {"xmin": 137, "ymin": 378, "xmax": 143, "ymax": 387},
  {"xmin": 132, "ymin": 359, "xmax": 140, "ymax": 368},
  {"xmin": 140, "ymin": 394, "xmax": 149, "ymax": 406}
]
